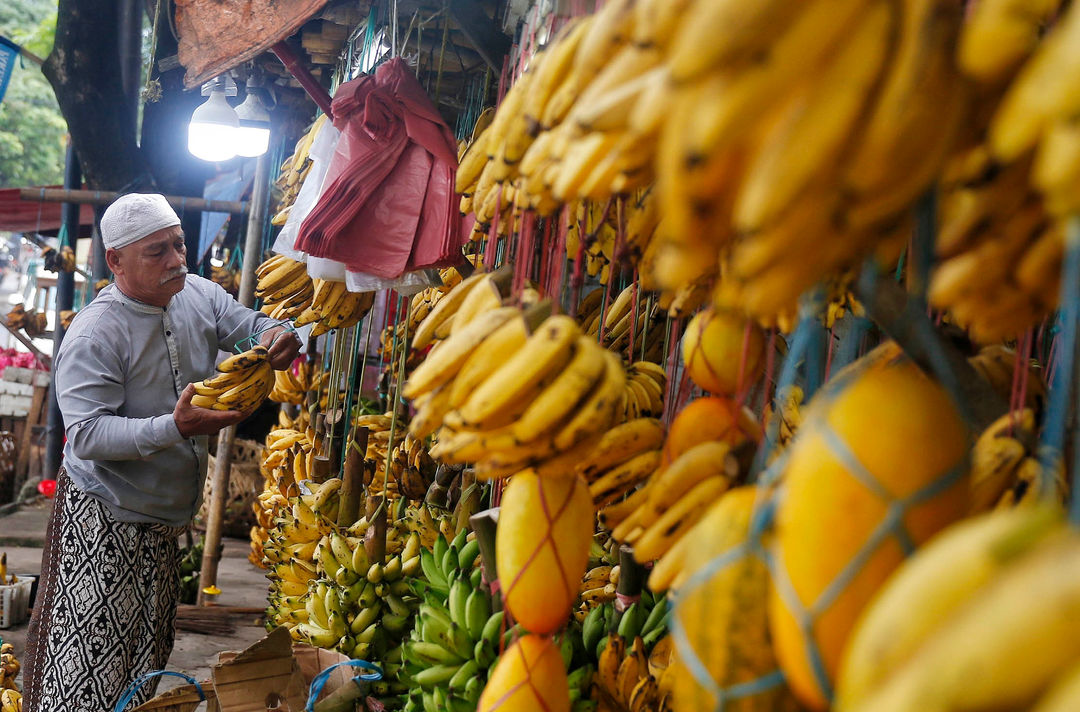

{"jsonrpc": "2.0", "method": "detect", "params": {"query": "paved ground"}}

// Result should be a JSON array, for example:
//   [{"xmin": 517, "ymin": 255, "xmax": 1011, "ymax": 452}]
[{"xmin": 0, "ymin": 498, "xmax": 273, "ymax": 698}]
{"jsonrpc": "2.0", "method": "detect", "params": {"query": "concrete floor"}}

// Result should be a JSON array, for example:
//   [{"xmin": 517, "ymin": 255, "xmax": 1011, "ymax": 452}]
[{"xmin": 0, "ymin": 498, "xmax": 274, "ymax": 698}]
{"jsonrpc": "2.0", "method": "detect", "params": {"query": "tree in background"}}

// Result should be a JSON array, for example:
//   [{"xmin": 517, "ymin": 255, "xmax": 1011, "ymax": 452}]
[{"xmin": 0, "ymin": 0, "xmax": 65, "ymax": 187}]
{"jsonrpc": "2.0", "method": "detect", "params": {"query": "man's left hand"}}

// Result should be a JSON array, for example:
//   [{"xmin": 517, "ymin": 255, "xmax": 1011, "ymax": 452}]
[{"xmin": 261, "ymin": 326, "xmax": 302, "ymax": 370}]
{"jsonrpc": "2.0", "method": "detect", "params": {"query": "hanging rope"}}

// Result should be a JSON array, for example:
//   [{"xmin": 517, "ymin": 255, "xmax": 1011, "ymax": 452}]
[{"xmin": 141, "ymin": 0, "xmax": 163, "ymax": 103}]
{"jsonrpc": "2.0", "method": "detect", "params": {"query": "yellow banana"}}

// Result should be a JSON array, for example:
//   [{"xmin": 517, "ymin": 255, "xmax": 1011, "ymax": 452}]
[
  {"xmin": 511, "ymin": 336, "xmax": 608, "ymax": 442},
  {"xmin": 589, "ymin": 450, "xmax": 663, "ymax": 509},
  {"xmin": 632, "ymin": 476, "xmax": 729, "ymax": 562}
]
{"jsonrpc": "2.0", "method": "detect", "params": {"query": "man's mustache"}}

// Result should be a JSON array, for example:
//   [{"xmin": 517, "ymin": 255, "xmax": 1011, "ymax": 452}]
[{"xmin": 160, "ymin": 268, "xmax": 188, "ymax": 284}]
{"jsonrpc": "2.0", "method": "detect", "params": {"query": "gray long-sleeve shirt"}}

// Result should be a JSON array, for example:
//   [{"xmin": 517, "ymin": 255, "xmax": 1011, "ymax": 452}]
[{"xmin": 54, "ymin": 275, "xmax": 277, "ymax": 526}]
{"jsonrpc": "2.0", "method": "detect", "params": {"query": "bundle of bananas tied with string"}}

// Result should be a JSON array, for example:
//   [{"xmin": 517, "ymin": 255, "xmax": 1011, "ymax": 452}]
[
  {"xmin": 272, "ymin": 114, "xmax": 328, "ymax": 225},
  {"xmin": 58, "ymin": 310, "xmax": 76, "ymax": 330},
  {"xmin": 269, "ymin": 360, "xmax": 324, "ymax": 406},
  {"xmin": 256, "ymin": 255, "xmax": 314, "ymax": 320},
  {"xmin": 382, "ymin": 264, "xmax": 472, "ymax": 357},
  {"xmin": 969, "ymin": 408, "xmax": 1068, "ymax": 513},
  {"xmin": 927, "ymin": 149, "xmax": 1064, "ymax": 344},
  {"xmin": 589, "ymin": 284, "xmax": 669, "ymax": 365},
  {"xmin": 610, "ymin": 435, "xmax": 745, "ymax": 567},
  {"xmin": 261, "ymin": 480, "xmax": 340, "ymax": 598},
  {"xmin": 405, "ymin": 303, "xmax": 628, "ymax": 481},
  {"xmin": 191, "ymin": 345, "xmax": 274, "ymax": 412},
  {"xmin": 575, "ymin": 563, "xmax": 622, "ymax": 618},
  {"xmin": 293, "ymin": 279, "xmax": 375, "ymax": 337},
  {"xmin": 460, "ymin": 0, "xmax": 973, "ymax": 328},
  {"xmin": 6, "ymin": 304, "xmax": 46, "ymax": 337},
  {"xmin": 591, "ymin": 633, "xmax": 674, "ymax": 712},
  {"xmin": 0, "ymin": 642, "xmax": 21, "ymax": 701},
  {"xmin": 41, "ymin": 245, "xmax": 76, "ymax": 273},
  {"xmin": 211, "ymin": 262, "xmax": 240, "ymax": 294}
]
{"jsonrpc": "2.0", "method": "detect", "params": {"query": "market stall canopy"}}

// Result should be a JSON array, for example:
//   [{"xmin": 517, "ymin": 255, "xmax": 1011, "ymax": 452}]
[
  {"xmin": 0, "ymin": 187, "xmax": 95, "ymax": 236},
  {"xmin": 177, "ymin": 0, "xmax": 331, "ymax": 89}
]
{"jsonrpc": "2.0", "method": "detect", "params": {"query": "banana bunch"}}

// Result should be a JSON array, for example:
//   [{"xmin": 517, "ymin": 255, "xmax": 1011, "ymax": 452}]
[
  {"xmin": 294, "ymin": 279, "xmax": 375, "ymax": 337},
  {"xmin": 0, "ymin": 642, "xmax": 20, "ymax": 694},
  {"xmin": 763, "ymin": 384, "xmax": 805, "ymax": 455},
  {"xmin": 834, "ymin": 506, "xmax": 1080, "ymax": 712},
  {"xmin": 191, "ymin": 345, "xmax": 274, "ymax": 412},
  {"xmin": 968, "ymin": 408, "xmax": 1066, "ymax": 513},
  {"xmin": 6, "ymin": 304, "xmax": 46, "ymax": 337},
  {"xmin": 402, "ymin": 531, "xmax": 500, "ymax": 712},
  {"xmin": 268, "ymin": 360, "xmax": 323, "ymax": 405},
  {"xmin": 575, "ymin": 564, "xmax": 621, "ymax": 617},
  {"xmin": 41, "ymin": 245, "xmax": 76, "ymax": 272},
  {"xmin": 382, "ymin": 265, "xmax": 472, "ymax": 357},
  {"xmin": 592, "ymin": 634, "xmax": 672, "ymax": 712},
  {"xmin": 621, "ymin": 362, "xmax": 666, "ymax": 419},
  {"xmin": 581, "ymin": 594, "xmax": 671, "ymax": 663},
  {"xmin": 4, "ymin": 305, "xmax": 26, "ymax": 331},
  {"xmin": 286, "ymin": 529, "xmax": 424, "ymax": 666},
  {"xmin": 578, "ymin": 418, "xmax": 665, "ymax": 518},
  {"xmin": 210, "ymin": 263, "xmax": 240, "ymax": 294},
  {"xmin": 611, "ymin": 438, "xmax": 741, "ymax": 564},
  {"xmin": 410, "ymin": 270, "xmax": 505, "ymax": 351},
  {"xmin": 273, "ymin": 114, "xmax": 328, "ymax": 223},
  {"xmin": 249, "ymin": 489, "xmax": 288, "ymax": 567},
  {"xmin": 0, "ymin": 689, "xmax": 20, "ymax": 712},
  {"xmin": 388, "ymin": 432, "xmax": 437, "ymax": 501},
  {"xmin": 262, "ymin": 425, "xmax": 319, "ymax": 494},
  {"xmin": 409, "ymin": 307, "xmax": 627, "ymax": 481},
  {"xmin": 256, "ymin": 255, "xmax": 314, "ymax": 321},
  {"xmin": 261, "ymin": 483, "xmax": 340, "ymax": 595},
  {"xmin": 399, "ymin": 501, "xmax": 459, "ymax": 551},
  {"xmin": 978, "ymin": 0, "xmax": 1080, "ymax": 217},
  {"xmin": 58, "ymin": 310, "xmax": 76, "ymax": 330},
  {"xmin": 588, "ymin": 286, "xmax": 667, "ymax": 364},
  {"xmin": 968, "ymin": 345, "xmax": 1046, "ymax": 412},
  {"xmin": 928, "ymin": 150, "xmax": 1063, "ymax": 343}
]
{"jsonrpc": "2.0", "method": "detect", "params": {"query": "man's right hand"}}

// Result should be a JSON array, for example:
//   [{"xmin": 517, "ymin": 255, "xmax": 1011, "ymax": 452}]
[{"xmin": 173, "ymin": 384, "xmax": 248, "ymax": 437}]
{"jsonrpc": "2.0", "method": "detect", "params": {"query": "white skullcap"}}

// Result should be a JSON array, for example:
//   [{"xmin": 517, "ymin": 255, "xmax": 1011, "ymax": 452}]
[{"xmin": 100, "ymin": 193, "xmax": 181, "ymax": 250}]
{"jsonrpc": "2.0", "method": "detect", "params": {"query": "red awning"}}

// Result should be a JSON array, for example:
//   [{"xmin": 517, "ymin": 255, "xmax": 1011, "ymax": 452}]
[{"xmin": 0, "ymin": 186, "xmax": 97, "ymax": 235}]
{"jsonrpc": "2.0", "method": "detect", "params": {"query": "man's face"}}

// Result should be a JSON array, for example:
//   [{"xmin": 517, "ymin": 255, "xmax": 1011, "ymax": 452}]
[{"xmin": 107, "ymin": 226, "xmax": 188, "ymax": 307}]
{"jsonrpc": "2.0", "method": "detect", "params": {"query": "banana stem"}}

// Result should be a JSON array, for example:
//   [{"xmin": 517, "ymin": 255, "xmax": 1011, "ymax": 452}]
[{"xmin": 338, "ymin": 426, "xmax": 369, "ymax": 528}]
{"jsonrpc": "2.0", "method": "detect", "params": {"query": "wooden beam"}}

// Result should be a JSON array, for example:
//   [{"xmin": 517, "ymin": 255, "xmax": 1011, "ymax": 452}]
[
  {"xmin": 19, "ymin": 188, "xmax": 247, "ymax": 215},
  {"xmin": 447, "ymin": 0, "xmax": 510, "ymax": 73}
]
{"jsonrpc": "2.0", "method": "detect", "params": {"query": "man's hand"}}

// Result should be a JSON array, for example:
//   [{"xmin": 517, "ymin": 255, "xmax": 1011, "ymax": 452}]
[
  {"xmin": 173, "ymin": 384, "xmax": 248, "ymax": 437},
  {"xmin": 261, "ymin": 326, "xmax": 302, "ymax": 371}
]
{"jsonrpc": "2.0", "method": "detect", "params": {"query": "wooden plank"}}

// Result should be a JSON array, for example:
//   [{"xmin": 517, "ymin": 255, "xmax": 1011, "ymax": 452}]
[{"xmin": 16, "ymin": 385, "xmax": 47, "ymax": 481}]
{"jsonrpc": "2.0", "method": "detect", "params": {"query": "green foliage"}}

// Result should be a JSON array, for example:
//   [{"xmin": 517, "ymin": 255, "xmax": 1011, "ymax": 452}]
[{"xmin": 0, "ymin": 0, "xmax": 65, "ymax": 188}]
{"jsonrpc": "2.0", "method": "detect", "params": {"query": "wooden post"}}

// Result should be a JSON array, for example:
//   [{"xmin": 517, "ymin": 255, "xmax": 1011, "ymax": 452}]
[
  {"xmin": 337, "ymin": 427, "xmax": 369, "ymax": 528},
  {"xmin": 197, "ymin": 425, "xmax": 236, "ymax": 606},
  {"xmin": 469, "ymin": 508, "xmax": 500, "ymax": 610},
  {"xmin": 198, "ymin": 149, "xmax": 270, "ymax": 605},
  {"xmin": 15, "ymin": 384, "xmax": 47, "ymax": 483}
]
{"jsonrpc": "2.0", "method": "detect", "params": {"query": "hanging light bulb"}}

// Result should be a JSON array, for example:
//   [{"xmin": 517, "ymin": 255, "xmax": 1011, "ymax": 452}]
[
  {"xmin": 188, "ymin": 76, "xmax": 239, "ymax": 162},
  {"xmin": 234, "ymin": 81, "xmax": 271, "ymax": 158}
]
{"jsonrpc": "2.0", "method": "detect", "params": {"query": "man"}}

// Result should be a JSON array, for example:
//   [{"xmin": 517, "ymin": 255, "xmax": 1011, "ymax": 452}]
[{"xmin": 23, "ymin": 193, "xmax": 301, "ymax": 712}]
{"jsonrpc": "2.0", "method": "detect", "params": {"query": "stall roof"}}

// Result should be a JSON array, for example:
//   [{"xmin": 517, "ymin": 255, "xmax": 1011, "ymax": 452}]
[
  {"xmin": 177, "ymin": 0, "xmax": 331, "ymax": 89},
  {"xmin": 0, "ymin": 187, "xmax": 96, "ymax": 235}
]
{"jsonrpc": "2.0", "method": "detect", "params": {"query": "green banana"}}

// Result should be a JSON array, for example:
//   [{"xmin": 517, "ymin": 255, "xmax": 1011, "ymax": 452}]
[
  {"xmin": 583, "ymin": 606, "xmax": 605, "ymax": 654},
  {"xmin": 448, "ymin": 659, "xmax": 480, "ymax": 691},
  {"xmin": 410, "ymin": 641, "xmax": 465, "ymax": 665},
  {"xmin": 641, "ymin": 595, "xmax": 668, "ymax": 638},
  {"xmin": 412, "ymin": 663, "xmax": 462, "ymax": 688},
  {"xmin": 465, "ymin": 587, "xmax": 491, "ymax": 641},
  {"xmin": 457, "ymin": 539, "xmax": 481, "ymax": 570}
]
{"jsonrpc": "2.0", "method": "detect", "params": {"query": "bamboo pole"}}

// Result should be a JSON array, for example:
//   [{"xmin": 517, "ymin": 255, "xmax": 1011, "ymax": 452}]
[
  {"xmin": 18, "ymin": 188, "xmax": 248, "ymax": 215},
  {"xmin": 197, "ymin": 152, "xmax": 269, "ymax": 606}
]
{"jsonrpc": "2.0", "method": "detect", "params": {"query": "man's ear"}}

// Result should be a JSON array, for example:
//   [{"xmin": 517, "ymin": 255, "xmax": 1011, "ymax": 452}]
[{"xmin": 105, "ymin": 248, "xmax": 123, "ymax": 275}]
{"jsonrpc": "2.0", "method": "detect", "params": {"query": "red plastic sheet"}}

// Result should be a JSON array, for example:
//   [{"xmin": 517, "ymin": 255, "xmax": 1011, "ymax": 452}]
[{"xmin": 296, "ymin": 58, "xmax": 464, "ymax": 279}]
